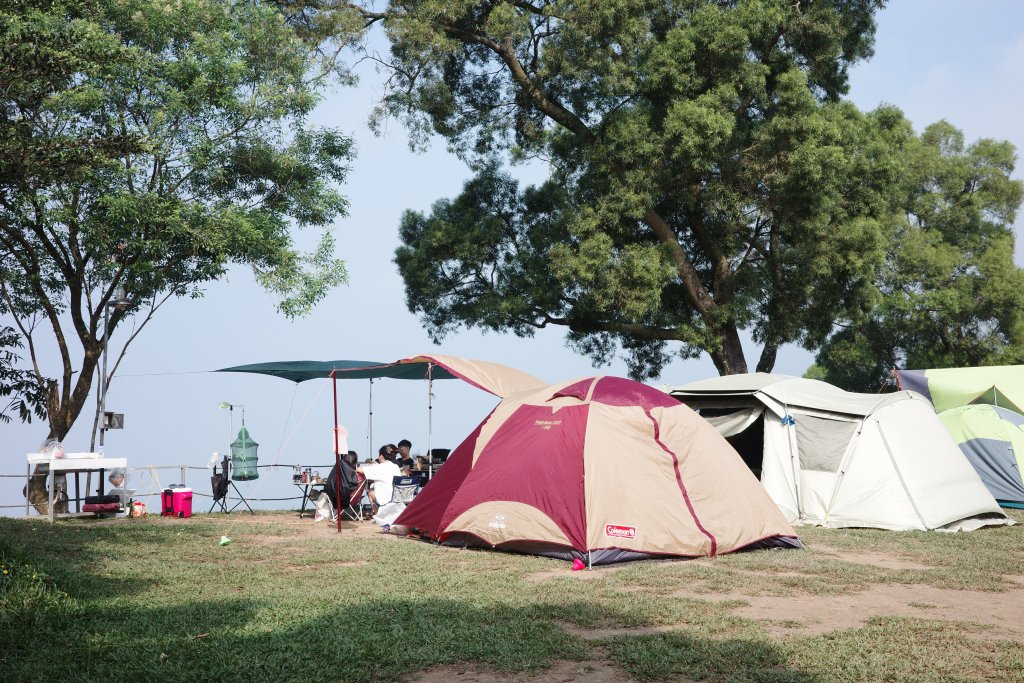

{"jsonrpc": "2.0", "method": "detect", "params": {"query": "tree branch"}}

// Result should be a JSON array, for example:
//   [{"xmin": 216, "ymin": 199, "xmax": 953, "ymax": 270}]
[
  {"xmin": 642, "ymin": 208, "xmax": 715, "ymax": 317},
  {"xmin": 441, "ymin": 25, "xmax": 593, "ymax": 140}
]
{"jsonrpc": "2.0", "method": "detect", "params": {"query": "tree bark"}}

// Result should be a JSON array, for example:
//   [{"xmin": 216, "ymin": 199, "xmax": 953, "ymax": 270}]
[
  {"xmin": 25, "ymin": 466, "xmax": 68, "ymax": 516},
  {"xmin": 756, "ymin": 340, "xmax": 778, "ymax": 373},
  {"xmin": 709, "ymin": 326, "xmax": 749, "ymax": 375},
  {"xmin": 24, "ymin": 359, "xmax": 95, "ymax": 515}
]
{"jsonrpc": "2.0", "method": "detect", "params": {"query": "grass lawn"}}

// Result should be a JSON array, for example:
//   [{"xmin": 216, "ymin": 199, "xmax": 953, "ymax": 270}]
[{"xmin": 1, "ymin": 510, "xmax": 1022, "ymax": 682}]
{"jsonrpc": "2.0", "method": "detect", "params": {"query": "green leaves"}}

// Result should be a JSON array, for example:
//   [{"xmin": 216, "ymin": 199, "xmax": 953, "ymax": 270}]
[
  {"xmin": 0, "ymin": 326, "xmax": 47, "ymax": 424},
  {"xmin": 386, "ymin": 0, "xmax": 902, "ymax": 377},
  {"xmin": 814, "ymin": 121, "xmax": 1024, "ymax": 391},
  {"xmin": 0, "ymin": 0, "xmax": 356, "ymax": 433}
]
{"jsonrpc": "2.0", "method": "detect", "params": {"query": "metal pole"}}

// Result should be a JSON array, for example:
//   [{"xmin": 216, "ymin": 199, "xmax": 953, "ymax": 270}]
[
  {"xmin": 368, "ymin": 378, "xmax": 374, "ymax": 457},
  {"xmin": 427, "ymin": 363, "xmax": 433, "ymax": 478},
  {"xmin": 225, "ymin": 405, "xmax": 233, "ymax": 512},
  {"xmin": 99, "ymin": 303, "xmax": 109, "ymax": 455},
  {"xmin": 332, "ymin": 371, "xmax": 341, "ymax": 533}
]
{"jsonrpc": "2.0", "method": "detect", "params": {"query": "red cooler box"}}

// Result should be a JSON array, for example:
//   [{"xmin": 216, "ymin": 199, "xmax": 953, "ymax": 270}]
[{"xmin": 161, "ymin": 485, "xmax": 193, "ymax": 518}]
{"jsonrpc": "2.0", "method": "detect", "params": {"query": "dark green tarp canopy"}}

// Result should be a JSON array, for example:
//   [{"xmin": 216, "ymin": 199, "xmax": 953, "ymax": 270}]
[{"xmin": 216, "ymin": 359, "xmax": 458, "ymax": 383}]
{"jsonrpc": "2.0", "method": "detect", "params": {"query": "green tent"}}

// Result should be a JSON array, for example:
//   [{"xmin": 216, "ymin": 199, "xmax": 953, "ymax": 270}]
[
  {"xmin": 938, "ymin": 404, "xmax": 1024, "ymax": 508},
  {"xmin": 897, "ymin": 366, "xmax": 1024, "ymax": 413}
]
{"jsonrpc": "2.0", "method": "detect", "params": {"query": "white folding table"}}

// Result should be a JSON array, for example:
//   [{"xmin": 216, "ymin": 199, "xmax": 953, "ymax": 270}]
[{"xmin": 26, "ymin": 453, "xmax": 128, "ymax": 522}]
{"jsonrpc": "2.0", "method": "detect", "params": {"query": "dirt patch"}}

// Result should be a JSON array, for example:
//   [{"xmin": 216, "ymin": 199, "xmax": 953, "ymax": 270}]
[
  {"xmin": 628, "ymin": 583, "xmax": 1024, "ymax": 641},
  {"xmin": 734, "ymin": 583, "xmax": 1024, "ymax": 640},
  {"xmin": 409, "ymin": 659, "xmax": 643, "ymax": 683},
  {"xmin": 810, "ymin": 544, "xmax": 935, "ymax": 571}
]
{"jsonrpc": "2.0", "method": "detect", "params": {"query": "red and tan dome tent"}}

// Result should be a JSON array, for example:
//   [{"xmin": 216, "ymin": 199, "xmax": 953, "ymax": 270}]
[{"xmin": 395, "ymin": 359, "xmax": 800, "ymax": 566}]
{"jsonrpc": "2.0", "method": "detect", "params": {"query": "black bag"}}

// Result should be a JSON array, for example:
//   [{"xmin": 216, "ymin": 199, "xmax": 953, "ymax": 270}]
[
  {"xmin": 83, "ymin": 502, "xmax": 121, "ymax": 512},
  {"xmin": 85, "ymin": 494, "xmax": 120, "ymax": 505},
  {"xmin": 324, "ymin": 461, "xmax": 358, "ymax": 507},
  {"xmin": 211, "ymin": 456, "xmax": 230, "ymax": 502}
]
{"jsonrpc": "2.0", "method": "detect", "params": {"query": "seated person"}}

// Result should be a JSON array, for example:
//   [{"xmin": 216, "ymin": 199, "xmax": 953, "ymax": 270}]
[
  {"xmin": 323, "ymin": 451, "xmax": 359, "ymax": 509},
  {"xmin": 413, "ymin": 455, "xmax": 429, "ymax": 471},
  {"xmin": 356, "ymin": 447, "xmax": 402, "ymax": 511},
  {"xmin": 396, "ymin": 439, "xmax": 415, "ymax": 468}
]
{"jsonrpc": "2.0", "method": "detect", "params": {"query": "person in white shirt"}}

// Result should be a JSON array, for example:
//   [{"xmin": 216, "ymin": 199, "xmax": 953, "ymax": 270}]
[{"xmin": 357, "ymin": 447, "xmax": 402, "ymax": 510}]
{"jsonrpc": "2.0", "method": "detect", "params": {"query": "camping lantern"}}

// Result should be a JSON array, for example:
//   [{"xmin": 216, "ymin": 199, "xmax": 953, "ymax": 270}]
[{"xmin": 230, "ymin": 424, "xmax": 259, "ymax": 481}]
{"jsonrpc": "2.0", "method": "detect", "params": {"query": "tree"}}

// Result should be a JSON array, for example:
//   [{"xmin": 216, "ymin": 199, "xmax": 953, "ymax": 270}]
[
  {"xmin": 0, "ymin": 0, "xmax": 353, "ymax": 512},
  {"xmin": 813, "ymin": 121, "xmax": 1024, "ymax": 392},
  {"xmin": 375, "ymin": 0, "xmax": 906, "ymax": 378}
]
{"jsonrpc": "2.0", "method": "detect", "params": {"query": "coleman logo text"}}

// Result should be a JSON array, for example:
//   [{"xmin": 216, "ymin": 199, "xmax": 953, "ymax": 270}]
[{"xmin": 605, "ymin": 524, "xmax": 636, "ymax": 539}]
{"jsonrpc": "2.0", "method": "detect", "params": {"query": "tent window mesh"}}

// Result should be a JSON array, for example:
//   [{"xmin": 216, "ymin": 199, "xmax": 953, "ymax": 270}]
[{"xmin": 795, "ymin": 414, "xmax": 858, "ymax": 472}]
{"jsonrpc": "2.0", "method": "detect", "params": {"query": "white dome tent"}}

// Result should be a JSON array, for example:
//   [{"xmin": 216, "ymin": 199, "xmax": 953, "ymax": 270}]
[{"xmin": 665, "ymin": 374, "xmax": 1011, "ymax": 531}]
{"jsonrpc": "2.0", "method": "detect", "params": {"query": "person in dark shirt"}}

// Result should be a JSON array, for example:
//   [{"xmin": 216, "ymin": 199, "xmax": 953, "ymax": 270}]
[{"xmin": 396, "ymin": 439, "xmax": 414, "ymax": 468}]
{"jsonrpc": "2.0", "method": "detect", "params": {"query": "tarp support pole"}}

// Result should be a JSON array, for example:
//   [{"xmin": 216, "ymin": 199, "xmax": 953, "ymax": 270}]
[
  {"xmin": 781, "ymin": 402, "xmax": 802, "ymax": 519},
  {"xmin": 427, "ymin": 363, "xmax": 434, "ymax": 478},
  {"xmin": 332, "ymin": 370, "xmax": 341, "ymax": 533},
  {"xmin": 368, "ymin": 378, "xmax": 374, "ymax": 457},
  {"xmin": 226, "ymin": 405, "xmax": 233, "ymax": 512}
]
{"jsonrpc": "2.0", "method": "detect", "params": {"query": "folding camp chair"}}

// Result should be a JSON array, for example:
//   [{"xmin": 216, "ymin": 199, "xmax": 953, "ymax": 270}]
[
  {"xmin": 340, "ymin": 474, "xmax": 368, "ymax": 521},
  {"xmin": 391, "ymin": 476, "xmax": 420, "ymax": 505},
  {"xmin": 371, "ymin": 476, "xmax": 421, "ymax": 528},
  {"xmin": 208, "ymin": 455, "xmax": 255, "ymax": 514}
]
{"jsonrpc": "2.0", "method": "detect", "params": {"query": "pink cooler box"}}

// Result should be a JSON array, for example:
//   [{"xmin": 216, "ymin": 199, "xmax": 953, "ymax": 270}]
[{"xmin": 161, "ymin": 486, "xmax": 193, "ymax": 518}]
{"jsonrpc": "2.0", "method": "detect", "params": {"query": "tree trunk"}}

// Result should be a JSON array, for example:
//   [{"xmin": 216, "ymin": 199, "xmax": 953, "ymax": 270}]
[
  {"xmin": 709, "ymin": 326, "xmax": 749, "ymax": 375},
  {"xmin": 25, "ymin": 465, "xmax": 68, "ymax": 516},
  {"xmin": 756, "ymin": 341, "xmax": 778, "ymax": 373},
  {"xmin": 24, "ymin": 352, "xmax": 100, "ymax": 516}
]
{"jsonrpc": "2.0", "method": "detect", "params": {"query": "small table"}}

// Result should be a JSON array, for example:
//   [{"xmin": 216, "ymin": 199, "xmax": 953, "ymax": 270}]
[
  {"xmin": 294, "ymin": 480, "xmax": 326, "ymax": 518},
  {"xmin": 27, "ymin": 453, "xmax": 128, "ymax": 522}
]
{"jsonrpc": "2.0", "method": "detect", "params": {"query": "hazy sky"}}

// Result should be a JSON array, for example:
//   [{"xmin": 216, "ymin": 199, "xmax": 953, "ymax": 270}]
[{"xmin": 3, "ymin": 1, "xmax": 1023, "ymax": 514}]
